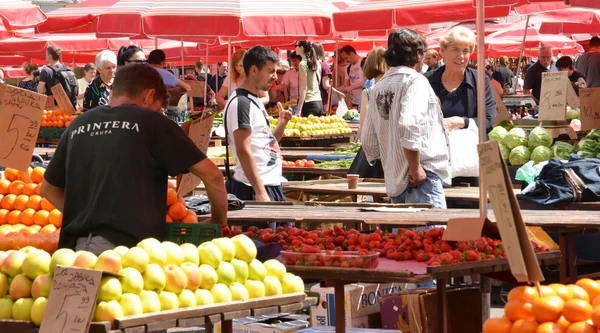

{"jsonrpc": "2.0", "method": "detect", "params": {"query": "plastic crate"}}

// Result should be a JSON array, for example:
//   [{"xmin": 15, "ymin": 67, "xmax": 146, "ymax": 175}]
[{"xmin": 165, "ymin": 222, "xmax": 220, "ymax": 245}]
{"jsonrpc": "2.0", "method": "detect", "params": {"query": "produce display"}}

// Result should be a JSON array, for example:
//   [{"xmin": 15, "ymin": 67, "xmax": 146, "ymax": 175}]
[
  {"xmin": 0, "ymin": 234, "xmax": 305, "ymax": 326},
  {"xmin": 342, "ymin": 108, "xmax": 359, "ymax": 121},
  {"xmin": 315, "ymin": 159, "xmax": 354, "ymax": 169},
  {"xmin": 166, "ymin": 182, "xmax": 198, "ymax": 223},
  {"xmin": 40, "ymin": 110, "xmax": 77, "ymax": 128},
  {"xmin": 329, "ymin": 142, "xmax": 362, "ymax": 156},
  {"xmin": 270, "ymin": 115, "xmax": 352, "ymax": 137},
  {"xmin": 282, "ymin": 159, "xmax": 316, "ymax": 168},
  {"xmin": 267, "ymin": 100, "xmax": 297, "ymax": 116},
  {"xmin": 483, "ymin": 278, "xmax": 600, "ymax": 333}
]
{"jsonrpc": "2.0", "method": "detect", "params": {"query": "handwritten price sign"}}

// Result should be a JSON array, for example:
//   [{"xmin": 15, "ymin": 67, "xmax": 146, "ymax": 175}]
[
  {"xmin": 51, "ymin": 83, "xmax": 76, "ymax": 116},
  {"xmin": 0, "ymin": 84, "xmax": 46, "ymax": 172},
  {"xmin": 539, "ymin": 71, "xmax": 568, "ymax": 121},
  {"xmin": 184, "ymin": 80, "xmax": 206, "ymax": 98},
  {"xmin": 178, "ymin": 114, "xmax": 215, "ymax": 196},
  {"xmin": 579, "ymin": 88, "xmax": 600, "ymax": 132},
  {"xmin": 39, "ymin": 266, "xmax": 102, "ymax": 333}
]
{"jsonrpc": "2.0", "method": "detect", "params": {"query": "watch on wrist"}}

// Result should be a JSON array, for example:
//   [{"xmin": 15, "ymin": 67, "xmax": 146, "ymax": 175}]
[{"xmin": 462, "ymin": 117, "xmax": 470, "ymax": 129}]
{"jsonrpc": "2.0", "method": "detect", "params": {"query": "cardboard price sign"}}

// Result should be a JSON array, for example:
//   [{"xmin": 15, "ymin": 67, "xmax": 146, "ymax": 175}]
[
  {"xmin": 492, "ymin": 88, "xmax": 510, "ymax": 125},
  {"xmin": 51, "ymin": 83, "xmax": 76, "ymax": 116},
  {"xmin": 178, "ymin": 114, "xmax": 215, "ymax": 196},
  {"xmin": 579, "ymin": 88, "xmax": 600, "ymax": 132},
  {"xmin": 443, "ymin": 217, "xmax": 500, "ymax": 242},
  {"xmin": 566, "ymin": 82, "xmax": 580, "ymax": 109},
  {"xmin": 184, "ymin": 80, "xmax": 206, "ymax": 98},
  {"xmin": 477, "ymin": 141, "xmax": 544, "ymax": 283},
  {"xmin": 538, "ymin": 71, "xmax": 568, "ymax": 121},
  {"xmin": 39, "ymin": 266, "xmax": 102, "ymax": 333},
  {"xmin": 0, "ymin": 84, "xmax": 47, "ymax": 172}
]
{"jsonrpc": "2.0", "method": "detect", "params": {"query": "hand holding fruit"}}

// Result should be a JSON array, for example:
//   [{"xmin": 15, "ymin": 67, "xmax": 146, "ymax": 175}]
[{"xmin": 277, "ymin": 102, "xmax": 293, "ymax": 123}]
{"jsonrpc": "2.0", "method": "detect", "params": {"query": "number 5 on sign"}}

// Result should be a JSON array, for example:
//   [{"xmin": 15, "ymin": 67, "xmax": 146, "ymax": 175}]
[{"xmin": 0, "ymin": 84, "xmax": 46, "ymax": 172}]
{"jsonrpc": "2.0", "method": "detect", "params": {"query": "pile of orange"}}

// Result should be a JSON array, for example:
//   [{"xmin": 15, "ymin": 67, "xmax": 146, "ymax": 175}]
[
  {"xmin": 40, "ymin": 109, "xmax": 76, "ymax": 128},
  {"xmin": 0, "ymin": 167, "xmax": 61, "ymax": 252},
  {"xmin": 166, "ymin": 182, "xmax": 198, "ymax": 224},
  {"xmin": 484, "ymin": 278, "xmax": 600, "ymax": 333}
]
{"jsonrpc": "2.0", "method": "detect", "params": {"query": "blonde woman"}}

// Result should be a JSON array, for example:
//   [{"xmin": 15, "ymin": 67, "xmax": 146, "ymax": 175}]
[{"xmin": 217, "ymin": 49, "xmax": 269, "ymax": 106}]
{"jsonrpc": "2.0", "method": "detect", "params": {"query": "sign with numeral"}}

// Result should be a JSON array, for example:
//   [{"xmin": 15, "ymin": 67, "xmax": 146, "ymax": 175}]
[
  {"xmin": 178, "ymin": 114, "xmax": 215, "ymax": 196},
  {"xmin": 0, "ymin": 83, "xmax": 47, "ymax": 172},
  {"xmin": 539, "ymin": 71, "xmax": 568, "ymax": 121},
  {"xmin": 579, "ymin": 88, "xmax": 600, "ymax": 132}
]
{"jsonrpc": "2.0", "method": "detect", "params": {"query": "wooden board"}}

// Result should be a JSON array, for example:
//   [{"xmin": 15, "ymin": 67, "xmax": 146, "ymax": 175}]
[
  {"xmin": 282, "ymin": 167, "xmax": 349, "ymax": 176},
  {"xmin": 283, "ymin": 179, "xmax": 387, "ymax": 197}
]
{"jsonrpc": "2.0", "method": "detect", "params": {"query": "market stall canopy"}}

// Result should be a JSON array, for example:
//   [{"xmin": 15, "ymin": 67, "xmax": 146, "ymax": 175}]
[
  {"xmin": 1, "ymin": 67, "xmax": 26, "ymax": 78},
  {"xmin": 0, "ymin": 0, "xmax": 46, "ymax": 30},
  {"xmin": 0, "ymin": 55, "xmax": 43, "ymax": 67},
  {"xmin": 538, "ymin": 9, "xmax": 600, "ymax": 35},
  {"xmin": 35, "ymin": 0, "xmax": 119, "ymax": 34},
  {"xmin": 0, "ymin": 33, "xmax": 150, "ymax": 54}
]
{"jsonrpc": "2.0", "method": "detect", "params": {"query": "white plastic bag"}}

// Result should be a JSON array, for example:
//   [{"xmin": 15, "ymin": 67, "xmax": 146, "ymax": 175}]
[
  {"xmin": 336, "ymin": 98, "xmax": 349, "ymax": 118},
  {"xmin": 448, "ymin": 120, "xmax": 479, "ymax": 177}
]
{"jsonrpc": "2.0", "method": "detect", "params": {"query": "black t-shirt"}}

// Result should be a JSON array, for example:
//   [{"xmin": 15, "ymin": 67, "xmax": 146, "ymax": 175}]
[
  {"xmin": 523, "ymin": 61, "xmax": 549, "ymax": 101},
  {"xmin": 569, "ymin": 70, "xmax": 586, "ymax": 96},
  {"xmin": 492, "ymin": 66, "xmax": 514, "ymax": 89},
  {"xmin": 44, "ymin": 104, "xmax": 207, "ymax": 249},
  {"xmin": 39, "ymin": 64, "xmax": 69, "ymax": 96}
]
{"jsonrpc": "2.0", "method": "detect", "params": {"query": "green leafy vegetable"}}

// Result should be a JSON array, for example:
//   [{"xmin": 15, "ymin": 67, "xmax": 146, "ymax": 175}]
[
  {"xmin": 489, "ymin": 126, "xmax": 508, "ymax": 143},
  {"xmin": 577, "ymin": 150, "xmax": 596, "ymax": 158},
  {"xmin": 504, "ymin": 128, "xmax": 528, "ymax": 150},
  {"xmin": 530, "ymin": 146, "xmax": 553, "ymax": 164},
  {"xmin": 528, "ymin": 126, "xmax": 553, "ymax": 149},
  {"xmin": 499, "ymin": 144, "xmax": 511, "ymax": 163},
  {"xmin": 509, "ymin": 146, "xmax": 531, "ymax": 166},
  {"xmin": 552, "ymin": 142, "xmax": 574, "ymax": 160}
]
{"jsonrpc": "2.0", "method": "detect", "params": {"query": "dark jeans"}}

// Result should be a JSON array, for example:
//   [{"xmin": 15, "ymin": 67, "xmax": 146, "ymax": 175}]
[{"xmin": 301, "ymin": 100, "xmax": 323, "ymax": 117}]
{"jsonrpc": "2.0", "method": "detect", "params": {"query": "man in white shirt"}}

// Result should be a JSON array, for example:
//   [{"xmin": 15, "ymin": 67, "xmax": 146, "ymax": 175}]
[
  {"xmin": 339, "ymin": 45, "xmax": 365, "ymax": 107},
  {"xmin": 281, "ymin": 51, "xmax": 301, "ymax": 102},
  {"xmin": 361, "ymin": 29, "xmax": 450, "ymax": 208}
]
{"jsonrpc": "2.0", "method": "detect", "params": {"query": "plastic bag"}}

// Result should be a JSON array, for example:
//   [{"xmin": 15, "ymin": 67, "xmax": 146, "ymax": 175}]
[
  {"xmin": 336, "ymin": 98, "xmax": 349, "ymax": 118},
  {"xmin": 448, "ymin": 121, "xmax": 479, "ymax": 177},
  {"xmin": 515, "ymin": 160, "xmax": 548, "ymax": 184}
]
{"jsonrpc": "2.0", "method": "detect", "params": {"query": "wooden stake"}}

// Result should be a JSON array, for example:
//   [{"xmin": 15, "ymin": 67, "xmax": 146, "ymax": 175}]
[{"xmin": 534, "ymin": 281, "xmax": 543, "ymax": 298}]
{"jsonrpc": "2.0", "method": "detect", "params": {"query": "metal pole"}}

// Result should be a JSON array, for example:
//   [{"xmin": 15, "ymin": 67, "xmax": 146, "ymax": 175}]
[
  {"xmin": 476, "ymin": 0, "xmax": 487, "ymax": 219},
  {"xmin": 181, "ymin": 41, "xmax": 185, "ymax": 78},
  {"xmin": 154, "ymin": 37, "xmax": 158, "ymax": 50},
  {"xmin": 329, "ymin": 40, "xmax": 339, "ymax": 116},
  {"xmin": 513, "ymin": 15, "xmax": 530, "ymax": 91},
  {"xmin": 227, "ymin": 37, "xmax": 232, "ymax": 98},
  {"xmin": 204, "ymin": 42, "xmax": 209, "ymax": 106}
]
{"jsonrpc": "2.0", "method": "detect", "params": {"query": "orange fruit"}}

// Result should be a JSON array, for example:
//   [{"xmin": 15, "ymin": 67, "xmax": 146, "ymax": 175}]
[
  {"xmin": 556, "ymin": 317, "xmax": 571, "ymax": 330},
  {"xmin": 35, "ymin": 183, "xmax": 41, "ymax": 195},
  {"xmin": 511, "ymin": 318, "xmax": 539, "ymax": 333},
  {"xmin": 27, "ymin": 195, "xmax": 42, "ymax": 210},
  {"xmin": 167, "ymin": 202, "xmax": 187, "ymax": 221},
  {"xmin": 539, "ymin": 286, "xmax": 559, "ymax": 298},
  {"xmin": 505, "ymin": 299, "xmax": 534, "ymax": 321},
  {"xmin": 29, "ymin": 225, "xmax": 41, "ymax": 232},
  {"xmin": 509, "ymin": 286, "xmax": 541, "ymax": 303},
  {"xmin": 483, "ymin": 317, "xmax": 513, "ymax": 333},
  {"xmin": 567, "ymin": 285, "xmax": 590, "ymax": 302},
  {"xmin": 30, "ymin": 167, "xmax": 45, "ymax": 184},
  {"xmin": 565, "ymin": 321, "xmax": 596, "ymax": 333},
  {"xmin": 166, "ymin": 188, "xmax": 178, "ymax": 206},
  {"xmin": 39, "ymin": 224, "xmax": 57, "ymax": 234},
  {"xmin": 13, "ymin": 194, "xmax": 29, "ymax": 211},
  {"xmin": 562, "ymin": 299, "xmax": 593, "ymax": 323},
  {"xmin": 41, "ymin": 120, "xmax": 47, "ymax": 127},
  {"xmin": 19, "ymin": 208, "xmax": 36, "ymax": 226},
  {"xmin": 166, "ymin": 214, "xmax": 173, "ymax": 223},
  {"xmin": 0, "ymin": 179, "xmax": 10, "ymax": 195},
  {"xmin": 57, "ymin": 120, "xmax": 64, "ymax": 128},
  {"xmin": 177, "ymin": 197, "xmax": 186, "ymax": 207},
  {"xmin": 536, "ymin": 322, "xmax": 564, "ymax": 333},
  {"xmin": 0, "ymin": 209, "xmax": 9, "ymax": 224},
  {"xmin": 532, "ymin": 296, "xmax": 565, "ymax": 323},
  {"xmin": 8, "ymin": 180, "xmax": 25, "ymax": 195},
  {"xmin": 4, "ymin": 168, "xmax": 19, "ymax": 182},
  {"xmin": 1, "ymin": 194, "xmax": 17, "ymax": 210},
  {"xmin": 550, "ymin": 284, "xmax": 574, "ymax": 302},
  {"xmin": 40, "ymin": 198, "xmax": 55, "ymax": 211},
  {"xmin": 21, "ymin": 183, "xmax": 37, "ymax": 196},
  {"xmin": 7, "ymin": 210, "xmax": 21, "ymax": 225},
  {"xmin": 167, "ymin": 182, "xmax": 175, "ymax": 189},
  {"xmin": 20, "ymin": 226, "xmax": 37, "ymax": 235},
  {"xmin": 576, "ymin": 279, "xmax": 600, "ymax": 303},
  {"xmin": 182, "ymin": 210, "xmax": 198, "ymax": 224},
  {"xmin": 33, "ymin": 210, "xmax": 50, "ymax": 227},
  {"xmin": 16, "ymin": 168, "xmax": 31, "ymax": 182},
  {"xmin": 48, "ymin": 209, "xmax": 62, "ymax": 228}
]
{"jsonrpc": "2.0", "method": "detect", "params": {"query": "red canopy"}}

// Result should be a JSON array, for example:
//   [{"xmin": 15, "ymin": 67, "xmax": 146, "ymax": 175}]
[
  {"xmin": 0, "ymin": 0, "xmax": 46, "ymax": 30},
  {"xmin": 35, "ymin": 0, "xmax": 119, "ymax": 34},
  {"xmin": 538, "ymin": 9, "xmax": 600, "ymax": 34}
]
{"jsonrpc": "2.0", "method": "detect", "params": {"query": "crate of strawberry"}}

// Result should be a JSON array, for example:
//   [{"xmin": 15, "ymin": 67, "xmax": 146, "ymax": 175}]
[{"xmin": 281, "ymin": 248, "xmax": 378, "ymax": 269}]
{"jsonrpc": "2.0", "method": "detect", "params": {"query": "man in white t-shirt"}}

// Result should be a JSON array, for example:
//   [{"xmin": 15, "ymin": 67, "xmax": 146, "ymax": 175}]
[
  {"xmin": 339, "ymin": 45, "xmax": 365, "ymax": 107},
  {"xmin": 281, "ymin": 51, "xmax": 301, "ymax": 102},
  {"xmin": 224, "ymin": 45, "xmax": 293, "ymax": 202}
]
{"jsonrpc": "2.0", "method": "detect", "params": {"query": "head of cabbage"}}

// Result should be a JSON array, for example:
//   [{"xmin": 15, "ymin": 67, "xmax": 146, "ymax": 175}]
[
  {"xmin": 509, "ymin": 146, "xmax": 531, "ymax": 166},
  {"xmin": 503, "ymin": 128, "xmax": 528, "ymax": 150},
  {"xmin": 566, "ymin": 107, "xmax": 580, "ymax": 120},
  {"xmin": 489, "ymin": 126, "xmax": 508, "ymax": 143},
  {"xmin": 585, "ymin": 129, "xmax": 600, "ymax": 142},
  {"xmin": 578, "ymin": 139, "xmax": 599, "ymax": 153},
  {"xmin": 577, "ymin": 150, "xmax": 596, "ymax": 158},
  {"xmin": 528, "ymin": 126, "xmax": 553, "ymax": 149},
  {"xmin": 552, "ymin": 142, "xmax": 573, "ymax": 160},
  {"xmin": 499, "ymin": 144, "xmax": 511, "ymax": 163},
  {"xmin": 531, "ymin": 146, "xmax": 552, "ymax": 164}
]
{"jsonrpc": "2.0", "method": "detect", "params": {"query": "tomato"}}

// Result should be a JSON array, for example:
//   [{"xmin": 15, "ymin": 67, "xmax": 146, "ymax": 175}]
[
  {"xmin": 295, "ymin": 160, "xmax": 305, "ymax": 167},
  {"xmin": 305, "ymin": 160, "xmax": 315, "ymax": 168}
]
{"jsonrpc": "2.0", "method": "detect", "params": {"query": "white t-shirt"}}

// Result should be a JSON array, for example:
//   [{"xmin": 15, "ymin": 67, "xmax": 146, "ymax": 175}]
[
  {"xmin": 283, "ymin": 68, "xmax": 299, "ymax": 100},
  {"xmin": 225, "ymin": 88, "xmax": 284, "ymax": 186},
  {"xmin": 348, "ymin": 58, "xmax": 365, "ymax": 105}
]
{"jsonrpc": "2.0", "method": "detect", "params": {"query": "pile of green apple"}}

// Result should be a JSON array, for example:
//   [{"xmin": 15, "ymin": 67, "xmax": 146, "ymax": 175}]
[
  {"xmin": 270, "ymin": 115, "xmax": 353, "ymax": 137},
  {"xmin": 0, "ymin": 234, "xmax": 305, "ymax": 326}
]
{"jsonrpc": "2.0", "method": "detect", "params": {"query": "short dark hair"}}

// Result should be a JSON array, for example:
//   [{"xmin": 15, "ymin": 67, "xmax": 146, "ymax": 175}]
[
  {"xmin": 590, "ymin": 36, "xmax": 600, "ymax": 48},
  {"xmin": 383, "ymin": 29, "xmax": 427, "ymax": 68},
  {"xmin": 21, "ymin": 62, "xmax": 39, "ymax": 75},
  {"xmin": 195, "ymin": 61, "xmax": 204, "ymax": 68},
  {"xmin": 555, "ymin": 56, "xmax": 574, "ymax": 70},
  {"xmin": 217, "ymin": 62, "xmax": 223, "ymax": 67},
  {"xmin": 117, "ymin": 45, "xmax": 143, "ymax": 66},
  {"xmin": 47, "ymin": 46, "xmax": 61, "ymax": 61},
  {"xmin": 147, "ymin": 49, "xmax": 166, "ymax": 65},
  {"xmin": 290, "ymin": 51, "xmax": 302, "ymax": 62},
  {"xmin": 340, "ymin": 45, "xmax": 356, "ymax": 55},
  {"xmin": 243, "ymin": 45, "xmax": 279, "ymax": 76},
  {"xmin": 84, "ymin": 63, "xmax": 96, "ymax": 72},
  {"xmin": 112, "ymin": 64, "xmax": 168, "ymax": 106}
]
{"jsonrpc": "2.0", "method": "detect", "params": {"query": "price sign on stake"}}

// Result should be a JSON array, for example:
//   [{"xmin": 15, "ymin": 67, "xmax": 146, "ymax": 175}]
[
  {"xmin": 492, "ymin": 88, "xmax": 510, "ymax": 125},
  {"xmin": 51, "ymin": 83, "xmax": 76, "ymax": 116},
  {"xmin": 178, "ymin": 114, "xmax": 215, "ymax": 196},
  {"xmin": 184, "ymin": 80, "xmax": 206, "ymax": 98},
  {"xmin": 539, "ymin": 71, "xmax": 568, "ymax": 121},
  {"xmin": 579, "ymin": 88, "xmax": 600, "ymax": 132},
  {"xmin": 0, "ymin": 84, "xmax": 46, "ymax": 172},
  {"xmin": 478, "ymin": 141, "xmax": 544, "ymax": 283},
  {"xmin": 39, "ymin": 266, "xmax": 102, "ymax": 333}
]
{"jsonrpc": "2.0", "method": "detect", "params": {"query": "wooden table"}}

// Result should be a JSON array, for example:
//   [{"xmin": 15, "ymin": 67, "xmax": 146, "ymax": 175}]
[
  {"xmin": 287, "ymin": 252, "xmax": 560, "ymax": 333},
  {"xmin": 281, "ymin": 147, "xmax": 337, "ymax": 160}
]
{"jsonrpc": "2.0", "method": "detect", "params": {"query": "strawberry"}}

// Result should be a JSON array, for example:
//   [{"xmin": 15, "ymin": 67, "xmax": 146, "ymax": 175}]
[
  {"xmin": 465, "ymin": 250, "xmax": 479, "ymax": 261},
  {"xmin": 334, "ymin": 225, "xmax": 344, "ymax": 236}
]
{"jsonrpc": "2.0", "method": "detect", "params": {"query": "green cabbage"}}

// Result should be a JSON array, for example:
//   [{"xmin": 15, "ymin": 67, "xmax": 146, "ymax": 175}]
[
  {"xmin": 578, "ymin": 139, "xmax": 599, "ymax": 153},
  {"xmin": 552, "ymin": 142, "xmax": 574, "ymax": 160},
  {"xmin": 499, "ymin": 144, "xmax": 511, "ymax": 163},
  {"xmin": 509, "ymin": 146, "xmax": 531, "ymax": 166},
  {"xmin": 566, "ymin": 107, "xmax": 580, "ymax": 120},
  {"xmin": 577, "ymin": 150, "xmax": 596, "ymax": 158},
  {"xmin": 530, "ymin": 146, "xmax": 552, "ymax": 164},
  {"xmin": 585, "ymin": 129, "xmax": 600, "ymax": 142},
  {"xmin": 528, "ymin": 126, "xmax": 553, "ymax": 149},
  {"xmin": 504, "ymin": 128, "xmax": 528, "ymax": 150},
  {"xmin": 489, "ymin": 126, "xmax": 508, "ymax": 143}
]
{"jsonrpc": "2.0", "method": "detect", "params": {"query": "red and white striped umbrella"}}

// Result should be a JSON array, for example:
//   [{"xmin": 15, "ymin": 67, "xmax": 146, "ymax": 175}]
[{"xmin": 0, "ymin": 0, "xmax": 46, "ymax": 30}]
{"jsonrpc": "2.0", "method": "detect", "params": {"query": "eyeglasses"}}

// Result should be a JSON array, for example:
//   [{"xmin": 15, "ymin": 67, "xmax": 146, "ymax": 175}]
[
  {"xmin": 127, "ymin": 59, "xmax": 147, "ymax": 64},
  {"xmin": 294, "ymin": 44, "xmax": 301, "ymax": 47}
]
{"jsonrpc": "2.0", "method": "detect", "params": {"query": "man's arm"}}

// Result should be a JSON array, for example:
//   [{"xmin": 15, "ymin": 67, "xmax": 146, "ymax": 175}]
[
  {"xmin": 403, "ymin": 148, "xmax": 426, "ymax": 185},
  {"xmin": 273, "ymin": 102, "xmax": 292, "ymax": 141},
  {"xmin": 39, "ymin": 180, "xmax": 65, "ymax": 213},
  {"xmin": 37, "ymin": 81, "xmax": 46, "ymax": 95},
  {"xmin": 233, "ymin": 129, "xmax": 270, "ymax": 201},
  {"xmin": 188, "ymin": 159, "xmax": 228, "ymax": 226},
  {"xmin": 177, "ymin": 79, "xmax": 192, "ymax": 92}
]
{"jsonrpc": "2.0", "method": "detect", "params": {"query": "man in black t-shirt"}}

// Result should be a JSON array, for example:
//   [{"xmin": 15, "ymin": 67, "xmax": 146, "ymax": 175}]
[
  {"xmin": 40, "ymin": 64, "xmax": 228, "ymax": 254},
  {"xmin": 524, "ymin": 46, "xmax": 554, "ymax": 101},
  {"xmin": 492, "ymin": 55, "xmax": 514, "ymax": 90}
]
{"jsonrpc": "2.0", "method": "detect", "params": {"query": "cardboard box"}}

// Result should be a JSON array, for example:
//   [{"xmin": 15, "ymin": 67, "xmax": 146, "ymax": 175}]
[
  {"xmin": 214, "ymin": 313, "xmax": 310, "ymax": 333},
  {"xmin": 310, "ymin": 283, "xmax": 413, "ymax": 328},
  {"xmin": 380, "ymin": 287, "xmax": 482, "ymax": 333}
]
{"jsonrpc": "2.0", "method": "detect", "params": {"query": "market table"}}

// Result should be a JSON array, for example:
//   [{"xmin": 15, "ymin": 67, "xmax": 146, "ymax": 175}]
[
  {"xmin": 278, "ymin": 134, "xmax": 352, "ymax": 147},
  {"xmin": 286, "ymin": 252, "xmax": 560, "ymax": 333},
  {"xmin": 281, "ymin": 147, "xmax": 337, "ymax": 160}
]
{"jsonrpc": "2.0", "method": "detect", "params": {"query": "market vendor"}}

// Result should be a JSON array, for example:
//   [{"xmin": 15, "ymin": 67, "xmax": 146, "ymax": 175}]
[{"xmin": 40, "ymin": 64, "xmax": 228, "ymax": 255}]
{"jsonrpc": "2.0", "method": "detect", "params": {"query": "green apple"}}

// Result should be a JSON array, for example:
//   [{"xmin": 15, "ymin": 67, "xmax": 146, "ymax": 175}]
[
  {"xmin": 94, "ymin": 250, "xmax": 122, "ymax": 274},
  {"xmin": 163, "ymin": 264, "xmax": 187, "ymax": 294},
  {"xmin": 119, "ymin": 267, "xmax": 144, "ymax": 294},
  {"xmin": 212, "ymin": 238, "xmax": 236, "ymax": 261},
  {"xmin": 248, "ymin": 259, "xmax": 266, "ymax": 282},
  {"xmin": 94, "ymin": 300, "xmax": 123, "ymax": 325},
  {"xmin": 30, "ymin": 297, "xmax": 47, "ymax": 326},
  {"xmin": 12, "ymin": 297, "xmax": 33, "ymax": 321},
  {"xmin": 229, "ymin": 282, "xmax": 249, "ymax": 301},
  {"xmin": 72, "ymin": 251, "xmax": 97, "ymax": 269},
  {"xmin": 31, "ymin": 274, "xmax": 51, "ymax": 299},
  {"xmin": 264, "ymin": 259, "xmax": 286, "ymax": 282},
  {"xmin": 137, "ymin": 238, "xmax": 166, "ymax": 266},
  {"xmin": 180, "ymin": 263, "xmax": 202, "ymax": 291},
  {"xmin": 282, "ymin": 273, "xmax": 304, "ymax": 294},
  {"xmin": 49, "ymin": 248, "xmax": 76, "ymax": 277},
  {"xmin": 113, "ymin": 246, "xmax": 129, "ymax": 259},
  {"xmin": 210, "ymin": 283, "xmax": 232, "ymax": 303},
  {"xmin": 0, "ymin": 251, "xmax": 8, "ymax": 268},
  {"xmin": 19, "ymin": 247, "xmax": 37, "ymax": 254},
  {"xmin": 143, "ymin": 264, "xmax": 166, "ymax": 292},
  {"xmin": 139, "ymin": 290, "xmax": 160, "ymax": 313},
  {"xmin": 232, "ymin": 234, "xmax": 257, "ymax": 263},
  {"xmin": 122, "ymin": 247, "xmax": 149, "ymax": 273},
  {"xmin": 0, "ymin": 273, "xmax": 8, "ymax": 297},
  {"xmin": 230, "ymin": 259, "xmax": 249, "ymax": 284},
  {"xmin": 180, "ymin": 243, "xmax": 200, "ymax": 265},
  {"xmin": 159, "ymin": 291, "xmax": 179, "ymax": 310},
  {"xmin": 178, "ymin": 289, "xmax": 196, "ymax": 308},
  {"xmin": 244, "ymin": 280, "xmax": 266, "ymax": 299},
  {"xmin": 263, "ymin": 276, "xmax": 283, "ymax": 296},
  {"xmin": 199, "ymin": 264, "xmax": 218, "ymax": 290},
  {"xmin": 216, "ymin": 262, "xmax": 235, "ymax": 286},
  {"xmin": 198, "ymin": 242, "xmax": 222, "ymax": 269},
  {"xmin": 162, "ymin": 241, "xmax": 185, "ymax": 266},
  {"xmin": 0, "ymin": 298, "xmax": 13, "ymax": 319},
  {"xmin": 119, "ymin": 293, "xmax": 143, "ymax": 317},
  {"xmin": 21, "ymin": 249, "xmax": 51, "ymax": 280},
  {"xmin": 1, "ymin": 251, "xmax": 25, "ymax": 277},
  {"xmin": 194, "ymin": 289, "xmax": 214, "ymax": 306},
  {"xmin": 9, "ymin": 274, "xmax": 32, "ymax": 300},
  {"xmin": 98, "ymin": 276, "xmax": 122, "ymax": 302}
]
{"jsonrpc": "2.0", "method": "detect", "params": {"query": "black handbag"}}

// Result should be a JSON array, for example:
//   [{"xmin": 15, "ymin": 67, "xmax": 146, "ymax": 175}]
[{"xmin": 348, "ymin": 147, "xmax": 384, "ymax": 178}]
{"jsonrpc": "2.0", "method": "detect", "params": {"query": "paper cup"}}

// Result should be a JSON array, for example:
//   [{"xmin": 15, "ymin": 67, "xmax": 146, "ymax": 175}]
[{"xmin": 347, "ymin": 174, "xmax": 360, "ymax": 189}]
